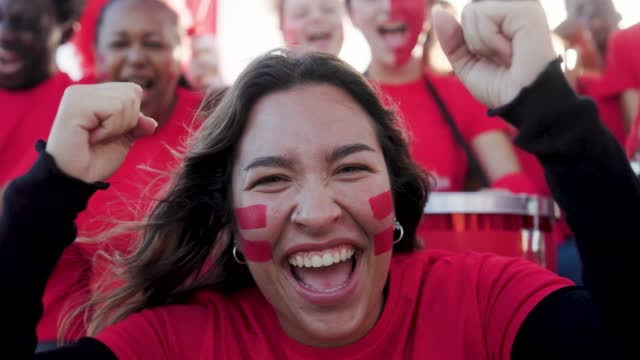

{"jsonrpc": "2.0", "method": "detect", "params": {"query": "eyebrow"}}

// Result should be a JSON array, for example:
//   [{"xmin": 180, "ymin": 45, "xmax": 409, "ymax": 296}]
[
  {"xmin": 242, "ymin": 143, "xmax": 375, "ymax": 172},
  {"xmin": 243, "ymin": 156, "xmax": 294, "ymax": 172},
  {"xmin": 327, "ymin": 143, "xmax": 376, "ymax": 163}
]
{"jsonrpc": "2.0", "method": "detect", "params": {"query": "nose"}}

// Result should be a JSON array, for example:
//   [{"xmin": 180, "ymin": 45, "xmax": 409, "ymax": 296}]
[
  {"xmin": 292, "ymin": 184, "xmax": 341, "ymax": 234},
  {"xmin": 125, "ymin": 45, "xmax": 148, "ymax": 67}
]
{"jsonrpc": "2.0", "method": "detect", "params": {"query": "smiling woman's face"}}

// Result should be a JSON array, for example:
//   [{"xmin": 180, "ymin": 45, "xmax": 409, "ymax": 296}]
[
  {"xmin": 281, "ymin": 0, "xmax": 344, "ymax": 56},
  {"xmin": 231, "ymin": 83, "xmax": 396, "ymax": 347},
  {"xmin": 95, "ymin": 0, "xmax": 182, "ymax": 120}
]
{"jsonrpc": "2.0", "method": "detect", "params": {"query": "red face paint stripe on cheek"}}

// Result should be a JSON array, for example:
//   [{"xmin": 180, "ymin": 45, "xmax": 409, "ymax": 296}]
[
  {"xmin": 235, "ymin": 205, "xmax": 267, "ymax": 229},
  {"xmin": 369, "ymin": 191, "xmax": 393, "ymax": 220},
  {"xmin": 241, "ymin": 238, "xmax": 273, "ymax": 262},
  {"xmin": 374, "ymin": 226, "xmax": 394, "ymax": 255}
]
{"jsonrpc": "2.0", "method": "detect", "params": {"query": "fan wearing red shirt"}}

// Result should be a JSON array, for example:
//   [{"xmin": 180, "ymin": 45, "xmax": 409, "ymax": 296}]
[
  {"xmin": 0, "ymin": 0, "xmax": 85, "ymax": 193},
  {"xmin": 346, "ymin": 0, "xmax": 536, "ymax": 194},
  {"xmin": 74, "ymin": 0, "xmax": 203, "ymax": 236}
]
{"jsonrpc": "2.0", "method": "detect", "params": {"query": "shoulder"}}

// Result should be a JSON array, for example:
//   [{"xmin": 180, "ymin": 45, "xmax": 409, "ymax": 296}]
[{"xmin": 394, "ymin": 249, "xmax": 569, "ymax": 287}]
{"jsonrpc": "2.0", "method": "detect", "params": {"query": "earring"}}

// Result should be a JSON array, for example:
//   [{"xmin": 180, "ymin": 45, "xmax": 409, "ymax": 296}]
[
  {"xmin": 393, "ymin": 219, "xmax": 404, "ymax": 245},
  {"xmin": 232, "ymin": 244, "xmax": 246, "ymax": 265}
]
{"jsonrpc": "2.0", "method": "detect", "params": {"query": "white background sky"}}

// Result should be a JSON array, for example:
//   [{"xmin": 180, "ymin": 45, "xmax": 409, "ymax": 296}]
[
  {"xmin": 215, "ymin": 0, "xmax": 640, "ymax": 83},
  {"xmin": 58, "ymin": 0, "xmax": 640, "ymax": 81}
]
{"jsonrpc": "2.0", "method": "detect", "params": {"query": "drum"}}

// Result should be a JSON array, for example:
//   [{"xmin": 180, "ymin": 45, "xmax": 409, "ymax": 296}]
[{"xmin": 418, "ymin": 192, "xmax": 560, "ymax": 271}]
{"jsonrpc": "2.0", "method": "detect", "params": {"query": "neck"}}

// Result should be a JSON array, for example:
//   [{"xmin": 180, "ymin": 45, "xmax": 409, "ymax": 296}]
[{"xmin": 366, "ymin": 56, "xmax": 423, "ymax": 85}]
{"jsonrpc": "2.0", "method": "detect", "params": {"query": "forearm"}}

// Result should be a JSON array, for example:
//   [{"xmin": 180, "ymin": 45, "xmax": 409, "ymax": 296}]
[
  {"xmin": 0, "ymin": 141, "xmax": 107, "ymax": 358},
  {"xmin": 493, "ymin": 59, "xmax": 640, "ymax": 357}
]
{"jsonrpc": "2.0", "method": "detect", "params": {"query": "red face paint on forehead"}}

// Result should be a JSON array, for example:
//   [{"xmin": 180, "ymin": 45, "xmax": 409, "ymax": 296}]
[
  {"xmin": 374, "ymin": 225, "xmax": 394, "ymax": 255},
  {"xmin": 241, "ymin": 238, "xmax": 273, "ymax": 262},
  {"xmin": 369, "ymin": 190, "xmax": 393, "ymax": 220},
  {"xmin": 235, "ymin": 204, "xmax": 267, "ymax": 230},
  {"xmin": 390, "ymin": 0, "xmax": 426, "ymax": 66}
]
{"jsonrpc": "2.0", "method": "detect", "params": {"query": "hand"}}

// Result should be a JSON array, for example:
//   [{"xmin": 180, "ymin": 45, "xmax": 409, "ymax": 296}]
[
  {"xmin": 46, "ymin": 82, "xmax": 157, "ymax": 183},
  {"xmin": 432, "ymin": 1, "xmax": 557, "ymax": 108}
]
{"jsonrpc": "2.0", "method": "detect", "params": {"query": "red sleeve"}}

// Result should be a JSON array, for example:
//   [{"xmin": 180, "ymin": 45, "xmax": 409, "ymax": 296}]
[
  {"xmin": 96, "ymin": 303, "xmax": 211, "ymax": 359},
  {"xmin": 475, "ymin": 256, "xmax": 574, "ymax": 359}
]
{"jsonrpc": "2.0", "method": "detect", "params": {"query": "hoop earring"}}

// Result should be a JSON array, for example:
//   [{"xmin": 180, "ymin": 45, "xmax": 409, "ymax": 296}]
[
  {"xmin": 232, "ymin": 244, "xmax": 246, "ymax": 265},
  {"xmin": 393, "ymin": 219, "xmax": 404, "ymax": 245}
]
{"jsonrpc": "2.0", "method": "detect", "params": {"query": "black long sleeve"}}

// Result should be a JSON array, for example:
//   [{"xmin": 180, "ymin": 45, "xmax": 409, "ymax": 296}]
[
  {"xmin": 502, "ymin": 60, "xmax": 640, "ymax": 359},
  {"xmin": 0, "ymin": 141, "xmax": 113, "ymax": 359}
]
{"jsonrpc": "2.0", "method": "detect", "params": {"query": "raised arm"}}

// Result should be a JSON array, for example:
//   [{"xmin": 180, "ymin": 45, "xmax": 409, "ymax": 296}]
[
  {"xmin": 433, "ymin": 2, "xmax": 640, "ymax": 358},
  {"xmin": 0, "ymin": 83, "xmax": 156, "ymax": 358}
]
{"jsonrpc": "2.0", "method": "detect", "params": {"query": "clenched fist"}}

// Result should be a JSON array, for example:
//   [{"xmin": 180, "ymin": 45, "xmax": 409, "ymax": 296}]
[
  {"xmin": 46, "ymin": 82, "xmax": 158, "ymax": 183},
  {"xmin": 433, "ymin": 1, "xmax": 558, "ymax": 109}
]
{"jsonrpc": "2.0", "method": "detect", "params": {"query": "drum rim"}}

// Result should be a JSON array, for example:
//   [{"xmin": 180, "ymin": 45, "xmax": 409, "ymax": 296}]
[{"xmin": 424, "ymin": 192, "xmax": 560, "ymax": 218}]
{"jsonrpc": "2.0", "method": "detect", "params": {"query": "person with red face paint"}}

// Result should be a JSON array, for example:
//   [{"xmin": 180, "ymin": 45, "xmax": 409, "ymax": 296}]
[
  {"xmin": 276, "ymin": 0, "xmax": 345, "ymax": 56},
  {"xmin": 347, "ymin": 0, "xmax": 537, "ymax": 194},
  {"xmin": 0, "ymin": 0, "xmax": 86, "ymax": 195},
  {"xmin": 2, "ymin": 1, "xmax": 639, "ymax": 359}
]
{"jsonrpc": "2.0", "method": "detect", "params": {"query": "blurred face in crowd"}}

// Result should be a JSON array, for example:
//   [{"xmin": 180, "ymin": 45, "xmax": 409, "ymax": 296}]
[
  {"xmin": 0, "ymin": 0, "xmax": 70, "ymax": 90},
  {"xmin": 281, "ymin": 0, "xmax": 344, "ymax": 56},
  {"xmin": 348, "ymin": 0, "xmax": 428, "ymax": 67},
  {"xmin": 95, "ymin": 0, "xmax": 182, "ymax": 121},
  {"xmin": 232, "ymin": 84, "xmax": 395, "ymax": 346},
  {"xmin": 566, "ymin": 0, "xmax": 620, "ymax": 52}
]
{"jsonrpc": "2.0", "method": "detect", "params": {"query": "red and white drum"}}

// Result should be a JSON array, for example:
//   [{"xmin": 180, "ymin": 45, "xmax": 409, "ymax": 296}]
[{"xmin": 417, "ymin": 192, "xmax": 560, "ymax": 271}]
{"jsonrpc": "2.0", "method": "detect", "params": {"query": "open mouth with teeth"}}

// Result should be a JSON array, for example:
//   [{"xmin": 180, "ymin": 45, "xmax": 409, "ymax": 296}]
[
  {"xmin": 287, "ymin": 244, "xmax": 358, "ymax": 294},
  {"xmin": 124, "ymin": 77, "xmax": 155, "ymax": 90},
  {"xmin": 377, "ymin": 22, "xmax": 409, "ymax": 49}
]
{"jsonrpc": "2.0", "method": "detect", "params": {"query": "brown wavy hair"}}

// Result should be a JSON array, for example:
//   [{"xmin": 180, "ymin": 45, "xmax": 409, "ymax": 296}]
[{"xmin": 84, "ymin": 49, "xmax": 431, "ymax": 335}]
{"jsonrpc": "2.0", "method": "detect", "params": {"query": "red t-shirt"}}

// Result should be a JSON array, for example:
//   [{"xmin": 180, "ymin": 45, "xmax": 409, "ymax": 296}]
[
  {"xmin": 577, "ymin": 75, "xmax": 627, "ymax": 146},
  {"xmin": 96, "ymin": 250, "xmax": 572, "ymax": 359},
  {"xmin": 0, "ymin": 72, "xmax": 75, "ymax": 189},
  {"xmin": 375, "ymin": 72, "xmax": 510, "ymax": 191},
  {"xmin": 601, "ymin": 23, "xmax": 640, "ymax": 95},
  {"xmin": 75, "ymin": 86, "xmax": 203, "ymax": 238}
]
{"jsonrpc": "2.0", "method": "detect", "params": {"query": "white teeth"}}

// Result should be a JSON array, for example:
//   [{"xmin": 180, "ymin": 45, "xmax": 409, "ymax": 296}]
[
  {"xmin": 289, "ymin": 245, "xmax": 356, "ymax": 269},
  {"xmin": 311, "ymin": 255, "xmax": 323, "ymax": 268}
]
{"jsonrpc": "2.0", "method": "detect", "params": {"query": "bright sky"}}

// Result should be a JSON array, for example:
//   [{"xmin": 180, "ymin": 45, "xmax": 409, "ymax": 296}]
[{"xmin": 58, "ymin": 0, "xmax": 640, "ymax": 81}]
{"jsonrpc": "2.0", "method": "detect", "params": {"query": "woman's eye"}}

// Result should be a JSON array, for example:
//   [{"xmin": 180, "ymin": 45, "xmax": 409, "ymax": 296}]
[
  {"xmin": 144, "ymin": 40, "xmax": 166, "ymax": 49},
  {"xmin": 108, "ymin": 41, "xmax": 128, "ymax": 49},
  {"xmin": 253, "ymin": 175, "xmax": 289, "ymax": 187},
  {"xmin": 336, "ymin": 164, "xmax": 370, "ymax": 175}
]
